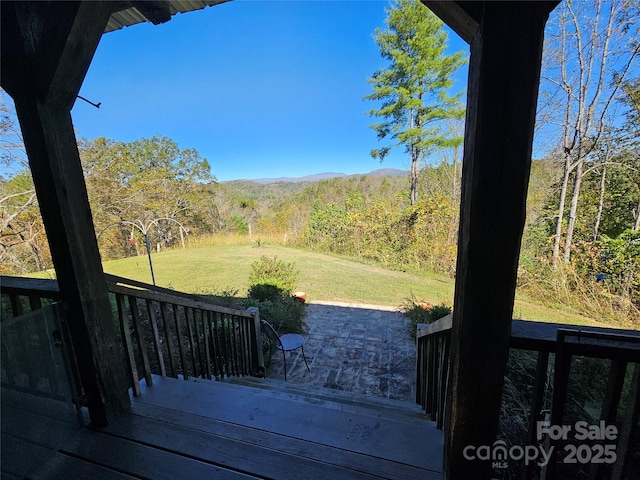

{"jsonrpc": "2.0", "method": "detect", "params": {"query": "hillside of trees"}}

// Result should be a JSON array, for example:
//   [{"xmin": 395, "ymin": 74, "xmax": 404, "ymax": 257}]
[
  {"xmin": 2, "ymin": 122, "xmax": 638, "ymax": 326},
  {"xmin": 2, "ymin": 0, "xmax": 639, "ymax": 327}
]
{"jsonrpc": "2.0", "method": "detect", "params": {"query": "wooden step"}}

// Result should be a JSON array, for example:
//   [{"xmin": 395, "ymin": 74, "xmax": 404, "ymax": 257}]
[
  {"xmin": 213, "ymin": 375, "xmax": 425, "ymax": 424},
  {"xmin": 104, "ymin": 406, "xmax": 398, "ymax": 480},
  {"xmin": 134, "ymin": 375, "xmax": 444, "ymax": 475}
]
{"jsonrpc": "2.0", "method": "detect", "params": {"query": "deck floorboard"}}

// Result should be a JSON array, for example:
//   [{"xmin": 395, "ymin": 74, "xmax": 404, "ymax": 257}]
[
  {"xmin": 133, "ymin": 375, "xmax": 443, "ymax": 472},
  {"xmin": 2, "ymin": 377, "xmax": 443, "ymax": 480}
]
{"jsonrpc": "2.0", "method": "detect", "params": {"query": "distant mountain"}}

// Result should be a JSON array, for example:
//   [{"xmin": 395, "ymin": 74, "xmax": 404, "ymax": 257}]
[
  {"xmin": 365, "ymin": 168, "xmax": 409, "ymax": 178},
  {"xmin": 232, "ymin": 168, "xmax": 408, "ymax": 185}
]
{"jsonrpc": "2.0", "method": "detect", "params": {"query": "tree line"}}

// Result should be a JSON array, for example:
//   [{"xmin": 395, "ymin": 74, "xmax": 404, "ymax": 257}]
[{"xmin": 1, "ymin": 0, "xmax": 638, "ymax": 325}]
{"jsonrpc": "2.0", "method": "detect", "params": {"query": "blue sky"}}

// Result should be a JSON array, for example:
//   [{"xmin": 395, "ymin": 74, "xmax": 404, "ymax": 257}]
[{"xmin": 71, "ymin": 1, "xmax": 469, "ymax": 181}]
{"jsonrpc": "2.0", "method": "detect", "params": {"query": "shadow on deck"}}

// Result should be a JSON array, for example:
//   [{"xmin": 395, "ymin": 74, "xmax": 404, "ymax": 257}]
[{"xmin": 2, "ymin": 375, "xmax": 443, "ymax": 480}]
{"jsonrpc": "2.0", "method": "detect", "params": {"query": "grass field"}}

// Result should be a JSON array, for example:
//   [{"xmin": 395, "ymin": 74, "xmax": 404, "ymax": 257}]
[{"xmin": 79, "ymin": 243, "xmax": 607, "ymax": 327}]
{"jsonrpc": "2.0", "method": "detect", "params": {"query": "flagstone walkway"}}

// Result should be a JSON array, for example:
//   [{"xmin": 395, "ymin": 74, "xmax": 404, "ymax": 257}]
[{"xmin": 265, "ymin": 302, "xmax": 417, "ymax": 402}]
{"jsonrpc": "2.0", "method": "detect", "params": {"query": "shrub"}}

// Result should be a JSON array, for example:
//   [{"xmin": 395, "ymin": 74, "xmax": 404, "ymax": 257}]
[
  {"xmin": 248, "ymin": 283, "xmax": 287, "ymax": 302},
  {"xmin": 243, "ymin": 294, "xmax": 306, "ymax": 335},
  {"xmin": 246, "ymin": 258, "xmax": 305, "ymax": 334},
  {"xmin": 399, "ymin": 293, "xmax": 452, "ymax": 337},
  {"xmin": 248, "ymin": 256, "xmax": 299, "ymax": 293}
]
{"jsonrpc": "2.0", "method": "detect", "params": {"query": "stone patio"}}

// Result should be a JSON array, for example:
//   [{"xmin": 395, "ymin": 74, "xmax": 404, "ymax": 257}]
[{"xmin": 265, "ymin": 301, "xmax": 417, "ymax": 402}]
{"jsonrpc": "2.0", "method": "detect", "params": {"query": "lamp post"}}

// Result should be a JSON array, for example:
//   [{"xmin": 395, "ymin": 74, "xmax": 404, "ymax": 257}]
[{"xmin": 143, "ymin": 231, "xmax": 156, "ymax": 285}]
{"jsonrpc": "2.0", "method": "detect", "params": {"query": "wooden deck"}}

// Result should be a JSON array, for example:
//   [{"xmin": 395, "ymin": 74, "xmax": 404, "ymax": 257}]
[{"xmin": 2, "ymin": 375, "xmax": 443, "ymax": 479}]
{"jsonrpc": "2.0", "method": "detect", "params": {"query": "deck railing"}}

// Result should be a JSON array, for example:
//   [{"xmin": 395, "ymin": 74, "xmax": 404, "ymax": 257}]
[
  {"xmin": 416, "ymin": 316, "xmax": 640, "ymax": 479},
  {"xmin": 415, "ymin": 313, "xmax": 452, "ymax": 430},
  {"xmin": 1, "ymin": 275, "xmax": 264, "ymax": 398}
]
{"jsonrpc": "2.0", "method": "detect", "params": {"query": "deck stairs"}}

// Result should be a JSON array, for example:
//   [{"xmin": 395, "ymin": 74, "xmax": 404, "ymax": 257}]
[{"xmin": 2, "ymin": 374, "xmax": 443, "ymax": 479}]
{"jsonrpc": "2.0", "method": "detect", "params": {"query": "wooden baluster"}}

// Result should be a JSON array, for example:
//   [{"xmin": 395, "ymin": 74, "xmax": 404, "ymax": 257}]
[
  {"xmin": 547, "ymin": 334, "xmax": 573, "ymax": 479},
  {"xmin": 425, "ymin": 335, "xmax": 434, "ymax": 413},
  {"xmin": 591, "ymin": 360, "xmax": 627, "ymax": 480},
  {"xmin": 128, "ymin": 296, "xmax": 152, "ymax": 387},
  {"xmin": 244, "ymin": 317, "xmax": 252, "ymax": 375},
  {"xmin": 9, "ymin": 293, "xmax": 24, "ymax": 318},
  {"xmin": 229, "ymin": 315, "xmax": 238, "ymax": 376},
  {"xmin": 207, "ymin": 311, "xmax": 218, "ymax": 379},
  {"xmin": 248, "ymin": 307, "xmax": 264, "ymax": 372},
  {"xmin": 28, "ymin": 295, "xmax": 42, "ymax": 311},
  {"xmin": 243, "ymin": 317, "xmax": 252, "ymax": 375},
  {"xmin": 437, "ymin": 332, "xmax": 450, "ymax": 430},
  {"xmin": 415, "ymin": 337, "xmax": 421, "ymax": 405},
  {"xmin": 1, "ymin": 318, "xmax": 20, "ymax": 386},
  {"xmin": 226, "ymin": 314, "xmax": 236, "ymax": 377},
  {"xmin": 146, "ymin": 299, "xmax": 166, "ymax": 377},
  {"xmin": 612, "ymin": 363, "xmax": 640, "ymax": 480},
  {"xmin": 238, "ymin": 317, "xmax": 246, "ymax": 376},
  {"xmin": 442, "ymin": 331, "xmax": 452, "ymax": 431},
  {"xmin": 192, "ymin": 309, "xmax": 207, "ymax": 379},
  {"xmin": 200, "ymin": 310, "xmax": 212, "ymax": 379},
  {"xmin": 430, "ymin": 335, "xmax": 440, "ymax": 422},
  {"xmin": 239, "ymin": 317, "xmax": 248, "ymax": 376},
  {"xmin": 116, "ymin": 293, "xmax": 140, "ymax": 396},
  {"xmin": 211, "ymin": 311, "xmax": 223, "ymax": 378},
  {"xmin": 160, "ymin": 302, "xmax": 177, "ymax": 378},
  {"xmin": 185, "ymin": 307, "xmax": 199, "ymax": 378},
  {"xmin": 173, "ymin": 304, "xmax": 188, "ymax": 380},
  {"xmin": 524, "ymin": 350, "xmax": 550, "ymax": 480}
]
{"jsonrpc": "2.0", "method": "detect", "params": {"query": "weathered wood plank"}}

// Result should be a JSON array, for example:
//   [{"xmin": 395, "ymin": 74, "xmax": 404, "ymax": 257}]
[
  {"xmin": 160, "ymin": 302, "xmax": 177, "ymax": 377},
  {"xmin": 524, "ymin": 350, "xmax": 550, "ymax": 480},
  {"xmin": 445, "ymin": 3, "xmax": 555, "ymax": 478},
  {"xmin": 107, "ymin": 282, "xmax": 252, "ymax": 317},
  {"xmin": 210, "ymin": 311, "xmax": 223, "ymax": 377},
  {"xmin": 248, "ymin": 308, "xmax": 264, "ymax": 371},
  {"xmin": 510, "ymin": 320, "xmax": 640, "ymax": 358},
  {"xmin": 146, "ymin": 299, "xmax": 166, "ymax": 376},
  {"xmin": 105, "ymin": 273, "xmax": 246, "ymax": 314},
  {"xmin": 31, "ymin": 451, "xmax": 156, "ymax": 480},
  {"xmin": 611, "ymin": 362, "xmax": 640, "ymax": 480},
  {"xmin": 422, "ymin": 1, "xmax": 479, "ymax": 44},
  {"xmin": 64, "ymin": 428, "xmax": 261, "ymax": 480},
  {"xmin": 201, "ymin": 310, "xmax": 212, "ymax": 379},
  {"xmin": 132, "ymin": 375, "xmax": 442, "ymax": 470},
  {"xmin": 106, "ymin": 411, "xmax": 389, "ymax": 480},
  {"xmin": 128, "ymin": 295, "xmax": 152, "ymax": 386},
  {"xmin": 126, "ymin": 400, "xmax": 438, "ymax": 480},
  {"xmin": 185, "ymin": 307, "xmax": 200, "ymax": 378},
  {"xmin": 0, "ymin": 276, "xmax": 60, "ymax": 297},
  {"xmin": 1, "ymin": 433, "xmax": 57, "ymax": 479},
  {"xmin": 173, "ymin": 304, "xmax": 189, "ymax": 379},
  {"xmin": 116, "ymin": 293, "xmax": 140, "ymax": 396},
  {"xmin": 417, "ymin": 314, "xmax": 452, "ymax": 339},
  {"xmin": 1, "ymin": 388, "xmax": 78, "ymax": 423},
  {"xmin": 1, "ymin": 401, "xmax": 81, "ymax": 468}
]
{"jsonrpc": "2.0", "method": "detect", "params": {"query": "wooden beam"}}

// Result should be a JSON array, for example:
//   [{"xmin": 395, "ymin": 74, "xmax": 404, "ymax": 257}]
[
  {"xmin": 1, "ymin": 2, "xmax": 113, "ymax": 110},
  {"xmin": 2, "ymin": 1, "xmax": 130, "ymax": 426},
  {"xmin": 13, "ymin": 98, "xmax": 131, "ymax": 426},
  {"xmin": 422, "ymin": 1, "xmax": 480, "ymax": 44},
  {"xmin": 444, "ymin": 3, "xmax": 555, "ymax": 479},
  {"xmin": 132, "ymin": 1, "xmax": 173, "ymax": 25}
]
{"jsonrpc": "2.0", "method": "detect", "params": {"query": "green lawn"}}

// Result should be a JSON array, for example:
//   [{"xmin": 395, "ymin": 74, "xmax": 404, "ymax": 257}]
[{"xmin": 92, "ymin": 243, "xmax": 605, "ymax": 327}]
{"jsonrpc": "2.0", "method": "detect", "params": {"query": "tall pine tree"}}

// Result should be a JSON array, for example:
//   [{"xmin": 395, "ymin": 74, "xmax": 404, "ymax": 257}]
[{"xmin": 364, "ymin": 0, "xmax": 466, "ymax": 205}]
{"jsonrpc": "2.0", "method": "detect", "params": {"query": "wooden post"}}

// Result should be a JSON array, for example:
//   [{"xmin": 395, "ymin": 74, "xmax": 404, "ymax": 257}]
[
  {"xmin": 444, "ymin": 3, "xmax": 555, "ymax": 479},
  {"xmin": 1, "ymin": 1, "xmax": 130, "ymax": 426},
  {"xmin": 247, "ymin": 307, "xmax": 265, "ymax": 372}
]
